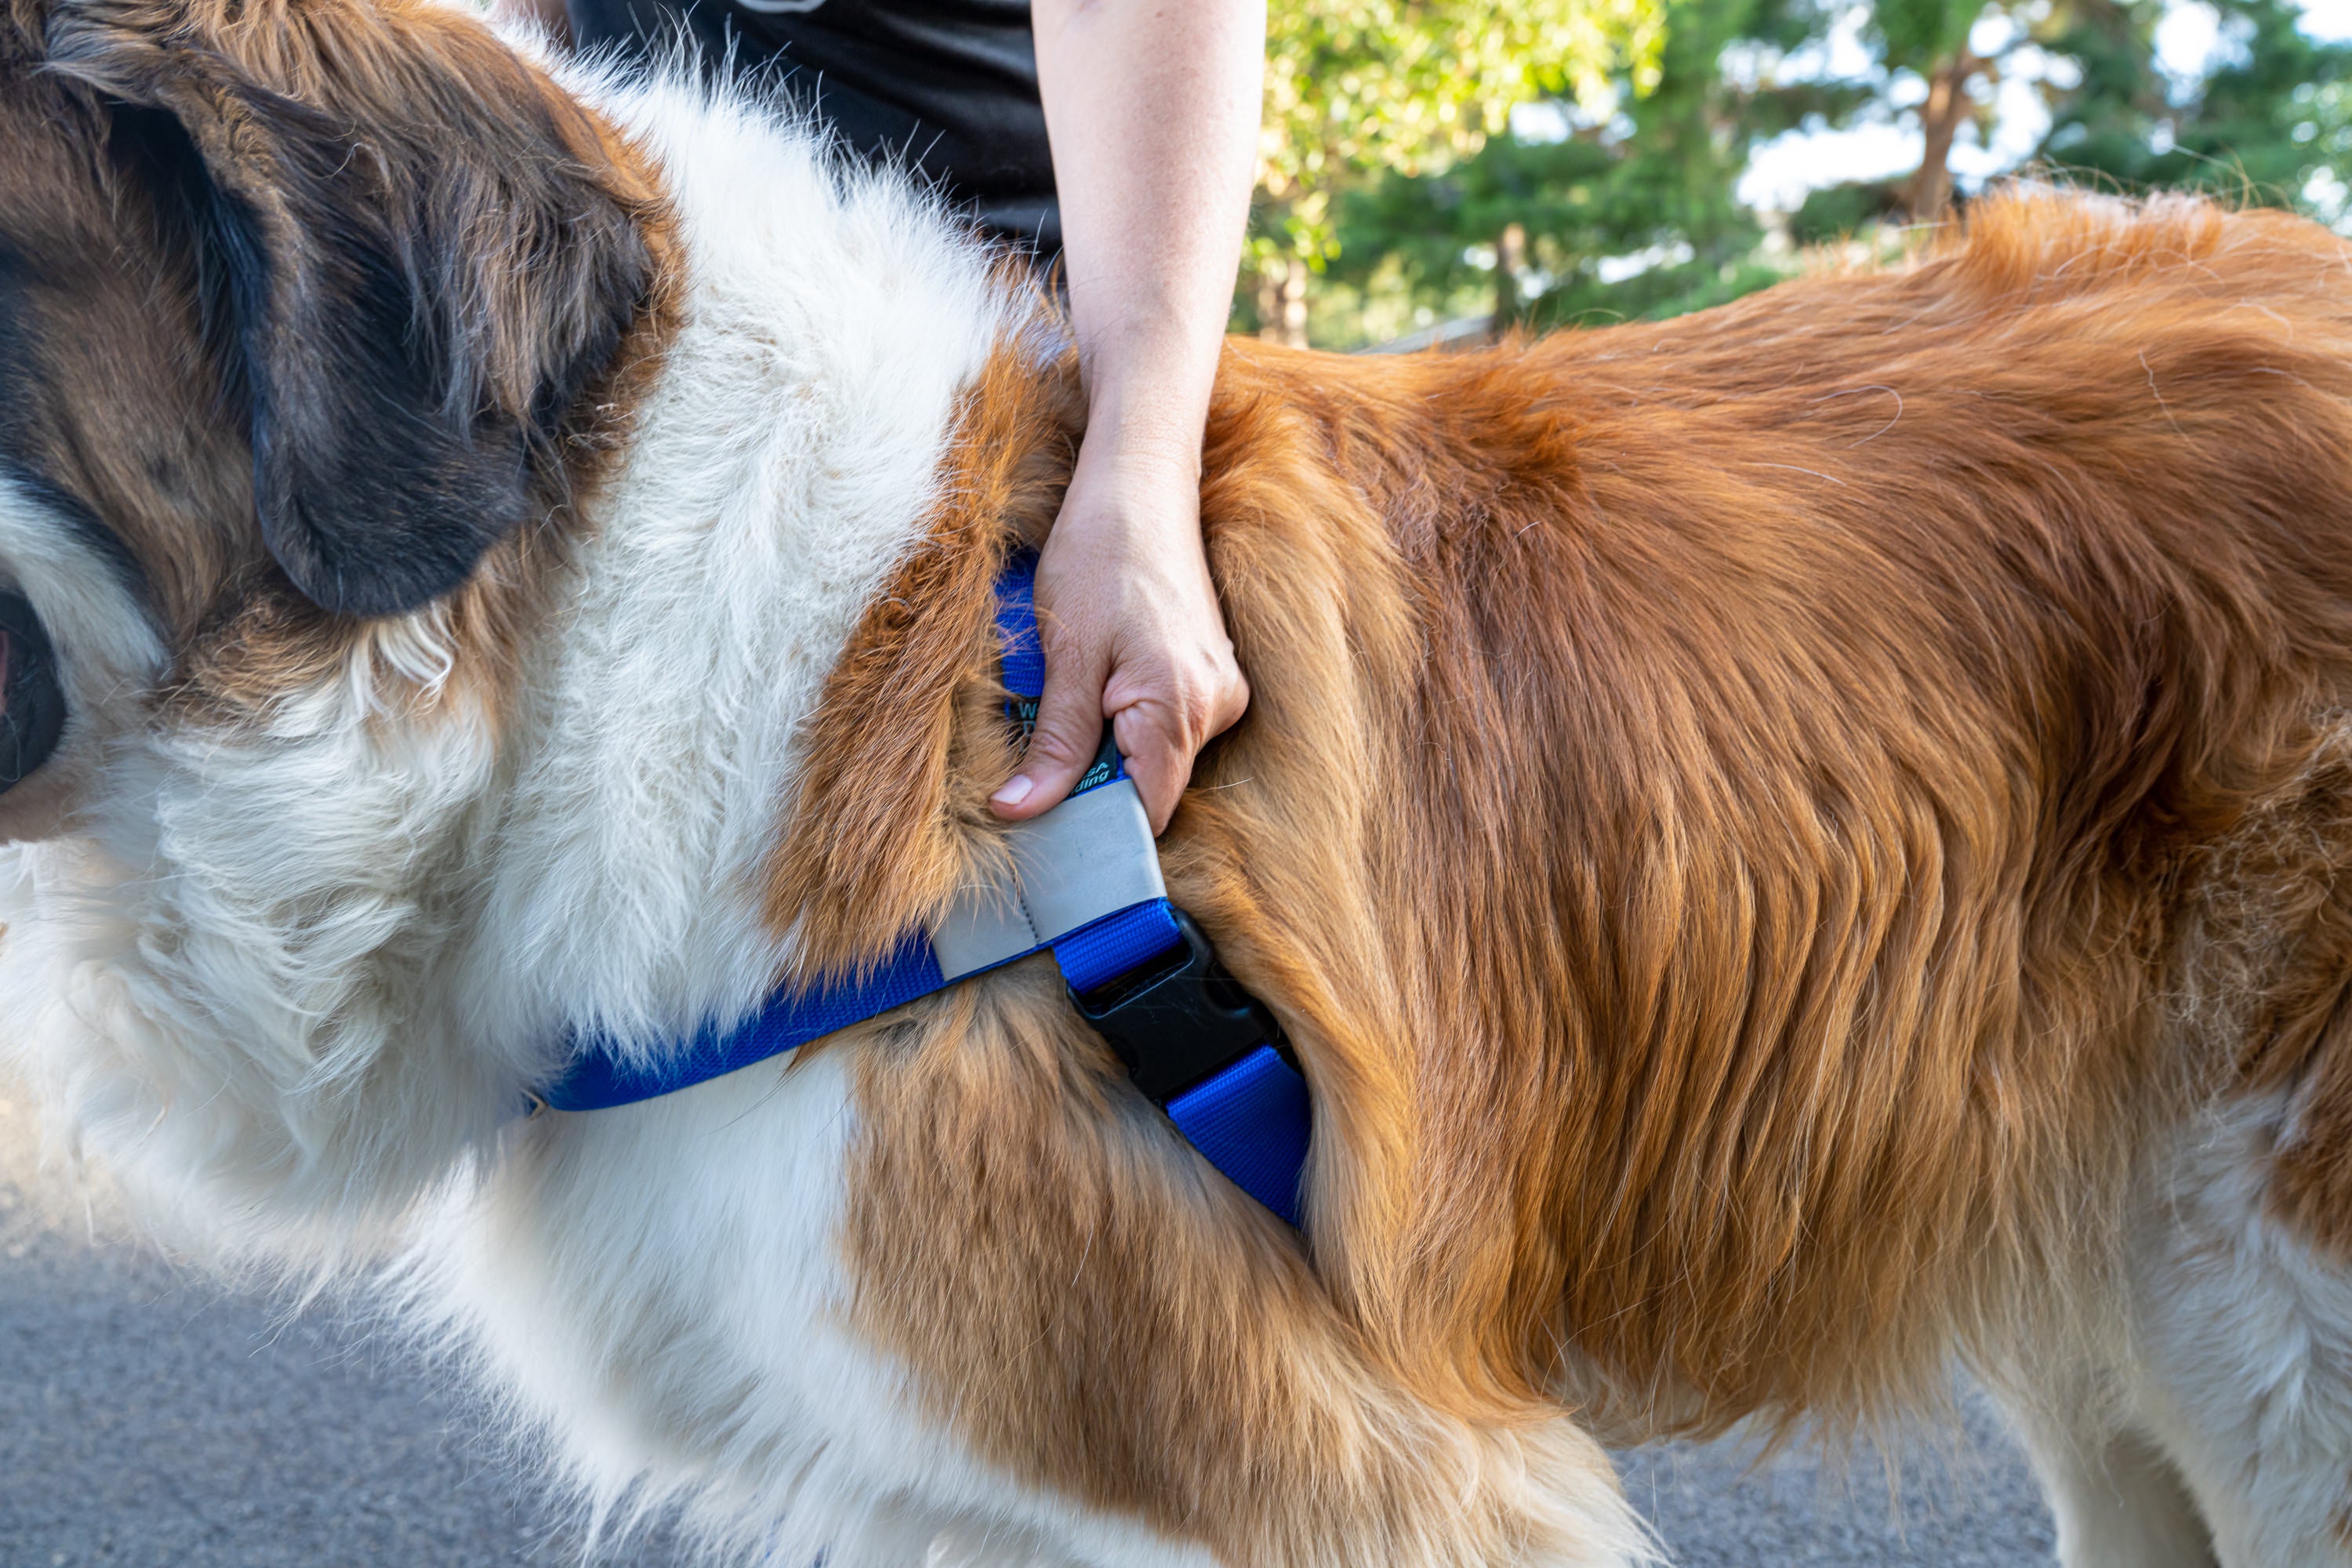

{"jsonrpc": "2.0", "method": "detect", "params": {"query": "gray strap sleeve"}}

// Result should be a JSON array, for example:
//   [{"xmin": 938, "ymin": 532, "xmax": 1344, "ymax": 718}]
[{"xmin": 927, "ymin": 778, "xmax": 1167, "ymax": 981}]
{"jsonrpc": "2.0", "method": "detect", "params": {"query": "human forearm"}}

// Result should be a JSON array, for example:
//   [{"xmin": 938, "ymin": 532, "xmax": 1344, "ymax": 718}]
[
  {"xmin": 995, "ymin": 0, "xmax": 1262, "ymax": 829},
  {"xmin": 1032, "ymin": 0, "xmax": 1264, "ymax": 464}
]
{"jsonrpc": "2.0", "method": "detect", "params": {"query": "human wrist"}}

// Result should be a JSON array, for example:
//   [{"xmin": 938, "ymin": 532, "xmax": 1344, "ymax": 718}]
[
  {"xmin": 1051, "ymin": 443, "xmax": 1210, "ymax": 577},
  {"xmin": 1079, "ymin": 363, "xmax": 1216, "ymax": 469},
  {"xmin": 1079, "ymin": 306, "xmax": 1221, "ymax": 376},
  {"xmin": 1077, "ymin": 306, "xmax": 1222, "ymax": 415},
  {"xmin": 1068, "ymin": 421, "xmax": 1207, "ymax": 501}
]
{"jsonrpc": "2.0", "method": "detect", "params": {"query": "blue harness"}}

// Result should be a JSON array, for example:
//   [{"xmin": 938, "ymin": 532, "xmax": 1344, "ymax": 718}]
[{"xmin": 537, "ymin": 555, "xmax": 1313, "ymax": 1226}]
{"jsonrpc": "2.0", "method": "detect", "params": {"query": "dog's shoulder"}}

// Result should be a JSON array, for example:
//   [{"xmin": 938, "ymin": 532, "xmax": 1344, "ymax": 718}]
[{"xmin": 762, "ymin": 303, "xmax": 1084, "ymax": 979}]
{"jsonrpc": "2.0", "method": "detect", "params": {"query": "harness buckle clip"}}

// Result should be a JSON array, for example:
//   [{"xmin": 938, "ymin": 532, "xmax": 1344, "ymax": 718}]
[{"xmin": 1070, "ymin": 908, "xmax": 1287, "ymax": 1105}]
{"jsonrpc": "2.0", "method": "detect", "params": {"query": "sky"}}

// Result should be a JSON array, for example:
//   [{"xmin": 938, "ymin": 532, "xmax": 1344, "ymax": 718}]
[{"xmin": 1733, "ymin": 0, "xmax": 2352, "ymax": 212}]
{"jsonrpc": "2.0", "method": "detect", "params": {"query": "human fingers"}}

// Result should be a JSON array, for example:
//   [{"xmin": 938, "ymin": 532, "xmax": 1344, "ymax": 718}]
[
  {"xmin": 1109, "ymin": 641, "xmax": 1249, "ymax": 833},
  {"xmin": 990, "ymin": 624, "xmax": 1111, "ymax": 821}
]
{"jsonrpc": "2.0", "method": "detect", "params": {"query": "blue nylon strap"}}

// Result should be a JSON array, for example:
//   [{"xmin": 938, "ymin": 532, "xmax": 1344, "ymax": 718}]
[
  {"xmin": 1057, "ymin": 902, "xmax": 1310, "ymax": 1223},
  {"xmin": 537, "ymin": 553, "xmax": 1310, "ymax": 1225},
  {"xmin": 1051, "ymin": 899, "xmax": 1183, "ymax": 993},
  {"xmin": 542, "ymin": 934, "xmax": 946, "ymax": 1112},
  {"xmin": 1167, "ymin": 1047, "xmax": 1312, "ymax": 1227},
  {"xmin": 995, "ymin": 554, "xmax": 1048, "ymax": 699},
  {"xmin": 995, "ymin": 550, "xmax": 1129, "ymax": 800}
]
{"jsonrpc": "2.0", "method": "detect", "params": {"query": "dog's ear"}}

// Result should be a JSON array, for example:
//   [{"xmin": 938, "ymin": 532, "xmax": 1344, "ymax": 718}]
[{"xmin": 46, "ymin": 0, "xmax": 658, "ymax": 617}]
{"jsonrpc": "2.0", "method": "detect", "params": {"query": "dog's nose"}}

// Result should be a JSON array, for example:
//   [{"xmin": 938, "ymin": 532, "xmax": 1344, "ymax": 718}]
[{"xmin": 0, "ymin": 591, "xmax": 64, "ymax": 791}]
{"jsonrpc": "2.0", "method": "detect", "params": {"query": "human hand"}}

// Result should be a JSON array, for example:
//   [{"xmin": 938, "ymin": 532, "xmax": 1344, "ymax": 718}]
[
  {"xmin": 1021, "ymin": 0, "xmax": 1259, "ymax": 835},
  {"xmin": 988, "ymin": 441, "xmax": 1248, "ymax": 834}
]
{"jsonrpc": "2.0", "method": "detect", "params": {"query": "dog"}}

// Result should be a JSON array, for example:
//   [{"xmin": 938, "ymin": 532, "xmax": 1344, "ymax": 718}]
[{"xmin": 4, "ymin": 2, "xmax": 2352, "ymax": 1563}]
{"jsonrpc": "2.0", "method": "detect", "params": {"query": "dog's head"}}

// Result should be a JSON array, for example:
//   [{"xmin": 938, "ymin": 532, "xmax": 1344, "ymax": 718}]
[
  {"xmin": 0, "ymin": 0, "xmax": 695, "ymax": 1260},
  {"xmin": 0, "ymin": 0, "xmax": 659, "ymax": 838}
]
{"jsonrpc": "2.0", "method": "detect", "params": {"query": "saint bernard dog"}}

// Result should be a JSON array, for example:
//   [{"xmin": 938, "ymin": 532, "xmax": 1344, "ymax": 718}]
[{"xmin": 5, "ymin": 1, "xmax": 2352, "ymax": 1563}]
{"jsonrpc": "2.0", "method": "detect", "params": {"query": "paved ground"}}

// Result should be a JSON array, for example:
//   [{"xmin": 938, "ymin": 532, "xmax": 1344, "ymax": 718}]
[{"xmin": 0, "ymin": 1090, "xmax": 2056, "ymax": 1568}]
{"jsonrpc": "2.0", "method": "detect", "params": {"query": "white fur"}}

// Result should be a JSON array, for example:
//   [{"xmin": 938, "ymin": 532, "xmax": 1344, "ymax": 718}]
[
  {"xmin": 44, "ymin": 31, "xmax": 2352, "ymax": 1568},
  {"xmin": 1987, "ymin": 1091, "xmax": 2352, "ymax": 1568},
  {"xmin": 0, "ymin": 481, "xmax": 163, "ymax": 731},
  {"xmin": 0, "ymin": 56, "xmax": 1013, "ymax": 1236},
  {"xmin": 2122, "ymin": 1094, "xmax": 2352, "ymax": 1566},
  {"xmin": 0, "ymin": 49, "xmax": 1240, "ymax": 1567},
  {"xmin": 405, "ymin": 64, "xmax": 1222, "ymax": 1567},
  {"xmin": 463, "ymin": 60, "xmax": 1014, "ymax": 1062},
  {"xmin": 405, "ymin": 1051, "xmax": 1221, "ymax": 1568}
]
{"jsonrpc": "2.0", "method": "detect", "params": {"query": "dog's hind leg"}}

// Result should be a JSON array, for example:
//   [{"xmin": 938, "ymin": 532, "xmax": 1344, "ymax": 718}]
[
  {"xmin": 2117, "ymin": 1094, "xmax": 2352, "ymax": 1568},
  {"xmin": 1994, "ymin": 1388, "xmax": 2216, "ymax": 1568}
]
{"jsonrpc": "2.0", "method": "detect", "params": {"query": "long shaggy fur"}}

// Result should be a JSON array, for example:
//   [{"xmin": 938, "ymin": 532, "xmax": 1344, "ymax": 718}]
[{"xmin": 4, "ymin": 3, "xmax": 2352, "ymax": 1564}]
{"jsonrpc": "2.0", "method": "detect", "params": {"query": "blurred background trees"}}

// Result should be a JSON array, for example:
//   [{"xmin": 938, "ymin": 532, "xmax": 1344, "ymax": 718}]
[{"xmin": 1242, "ymin": 0, "xmax": 2352, "ymax": 347}]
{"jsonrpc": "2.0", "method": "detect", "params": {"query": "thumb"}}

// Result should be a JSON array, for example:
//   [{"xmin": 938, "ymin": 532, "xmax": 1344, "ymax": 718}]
[{"xmin": 990, "ymin": 643, "xmax": 1109, "ymax": 822}]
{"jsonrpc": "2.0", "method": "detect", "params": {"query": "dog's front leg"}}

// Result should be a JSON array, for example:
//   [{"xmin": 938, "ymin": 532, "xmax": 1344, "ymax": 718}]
[{"xmin": 837, "ymin": 961, "xmax": 1647, "ymax": 1568}]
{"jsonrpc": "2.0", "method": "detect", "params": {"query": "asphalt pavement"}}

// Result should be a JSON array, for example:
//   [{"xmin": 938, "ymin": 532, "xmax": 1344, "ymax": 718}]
[{"xmin": 0, "ymin": 1089, "xmax": 2057, "ymax": 1568}]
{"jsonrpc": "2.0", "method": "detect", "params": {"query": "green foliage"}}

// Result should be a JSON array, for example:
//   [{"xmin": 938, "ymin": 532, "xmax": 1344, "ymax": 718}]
[
  {"xmin": 1787, "ymin": 0, "xmax": 2352, "ymax": 232},
  {"xmin": 2038, "ymin": 0, "xmax": 2352, "ymax": 211},
  {"xmin": 1319, "ymin": 0, "xmax": 1848, "ymax": 340},
  {"xmin": 1529, "ymin": 252, "xmax": 1798, "ymax": 325},
  {"xmin": 1867, "ymin": 0, "xmax": 1984, "ymax": 71},
  {"xmin": 1274, "ymin": 0, "xmax": 2352, "ymax": 347},
  {"xmin": 1788, "ymin": 178, "xmax": 1902, "ymax": 244},
  {"xmin": 1256, "ymin": 0, "xmax": 1668, "ymax": 270}
]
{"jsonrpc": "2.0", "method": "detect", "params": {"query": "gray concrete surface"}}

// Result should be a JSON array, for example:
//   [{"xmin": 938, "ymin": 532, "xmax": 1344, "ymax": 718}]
[{"xmin": 0, "ymin": 1089, "xmax": 2056, "ymax": 1567}]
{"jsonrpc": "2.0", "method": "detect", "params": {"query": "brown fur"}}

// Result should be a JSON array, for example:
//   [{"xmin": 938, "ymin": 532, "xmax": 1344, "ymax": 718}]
[
  {"xmin": 2209, "ymin": 731, "xmax": 2352, "ymax": 1250},
  {"xmin": 0, "ymin": 63, "xmax": 255, "ymax": 644},
  {"xmin": 806, "ymin": 192, "xmax": 2352, "ymax": 1544},
  {"xmin": 13, "ymin": 5, "xmax": 2352, "ymax": 1551},
  {"xmin": 763, "ymin": 303, "xmax": 1083, "ymax": 980},
  {"xmin": 0, "ymin": 0, "xmax": 677, "ymax": 747}
]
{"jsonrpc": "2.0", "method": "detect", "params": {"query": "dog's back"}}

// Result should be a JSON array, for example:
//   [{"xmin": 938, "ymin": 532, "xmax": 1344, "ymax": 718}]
[
  {"xmin": 5, "ymin": 2, "xmax": 2351, "ymax": 1555},
  {"xmin": 815, "ymin": 189, "xmax": 2352, "ymax": 1560},
  {"xmin": 1269, "ymin": 189, "xmax": 2352, "ymax": 1427}
]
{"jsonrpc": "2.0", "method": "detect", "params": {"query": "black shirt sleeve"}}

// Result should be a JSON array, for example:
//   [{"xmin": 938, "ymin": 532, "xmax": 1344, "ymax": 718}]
[{"xmin": 568, "ymin": 0, "xmax": 1061, "ymax": 253}]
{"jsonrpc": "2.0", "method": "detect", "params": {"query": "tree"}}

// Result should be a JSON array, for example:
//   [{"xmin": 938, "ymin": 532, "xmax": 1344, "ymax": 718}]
[
  {"xmin": 1250, "ymin": 0, "xmax": 1666, "ymax": 345},
  {"xmin": 1863, "ymin": 0, "xmax": 2129, "ymax": 222},
  {"xmin": 1869, "ymin": 0, "xmax": 1992, "ymax": 219},
  {"xmin": 1279, "ymin": 0, "xmax": 2352, "ymax": 349},
  {"xmin": 1324, "ymin": 0, "xmax": 1865, "ymax": 337},
  {"xmin": 1862, "ymin": 0, "xmax": 2352, "ymax": 229},
  {"xmin": 2036, "ymin": 0, "xmax": 2352, "ymax": 216}
]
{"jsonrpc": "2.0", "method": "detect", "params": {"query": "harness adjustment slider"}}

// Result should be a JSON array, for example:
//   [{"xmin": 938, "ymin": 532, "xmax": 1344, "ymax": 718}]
[{"xmin": 1071, "ymin": 909, "xmax": 1287, "ymax": 1104}]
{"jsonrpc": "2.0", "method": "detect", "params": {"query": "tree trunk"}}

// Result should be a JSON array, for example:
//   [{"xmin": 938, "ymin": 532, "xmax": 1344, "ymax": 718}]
[
  {"xmin": 1254, "ymin": 258, "xmax": 1310, "ymax": 349},
  {"xmin": 1905, "ymin": 49, "xmax": 1978, "ymax": 223},
  {"xmin": 1277, "ymin": 262, "xmax": 1309, "ymax": 350},
  {"xmin": 1495, "ymin": 221, "xmax": 1530, "ymax": 332},
  {"xmin": 1255, "ymin": 263, "xmax": 1287, "ymax": 343}
]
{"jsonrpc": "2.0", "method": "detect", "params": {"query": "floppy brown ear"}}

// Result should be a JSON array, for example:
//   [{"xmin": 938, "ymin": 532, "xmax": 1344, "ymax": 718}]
[{"xmin": 45, "ymin": 0, "xmax": 659, "ymax": 617}]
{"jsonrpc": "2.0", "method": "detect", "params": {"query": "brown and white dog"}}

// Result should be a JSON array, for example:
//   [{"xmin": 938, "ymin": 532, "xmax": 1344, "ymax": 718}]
[{"xmin": 4, "ymin": 2, "xmax": 2352, "ymax": 1563}]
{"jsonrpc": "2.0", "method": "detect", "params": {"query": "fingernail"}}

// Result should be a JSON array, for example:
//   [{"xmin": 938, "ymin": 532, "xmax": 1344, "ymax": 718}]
[{"xmin": 991, "ymin": 775, "xmax": 1034, "ymax": 809}]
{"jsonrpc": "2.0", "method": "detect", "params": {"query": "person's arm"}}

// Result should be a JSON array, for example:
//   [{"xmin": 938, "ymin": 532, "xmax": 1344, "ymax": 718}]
[{"xmin": 994, "ymin": 0, "xmax": 1265, "ymax": 833}]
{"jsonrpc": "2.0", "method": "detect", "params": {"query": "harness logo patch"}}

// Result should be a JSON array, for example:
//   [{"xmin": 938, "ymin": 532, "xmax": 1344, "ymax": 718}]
[{"xmin": 1003, "ymin": 697, "xmax": 1123, "ymax": 799}]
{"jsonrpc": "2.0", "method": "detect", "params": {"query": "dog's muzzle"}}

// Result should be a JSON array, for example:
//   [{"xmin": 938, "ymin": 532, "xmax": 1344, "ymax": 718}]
[{"xmin": 0, "ymin": 591, "xmax": 65, "ymax": 791}]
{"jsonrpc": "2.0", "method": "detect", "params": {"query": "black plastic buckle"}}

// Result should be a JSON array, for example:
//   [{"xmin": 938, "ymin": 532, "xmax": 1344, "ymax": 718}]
[{"xmin": 1071, "ymin": 909, "xmax": 1287, "ymax": 1105}]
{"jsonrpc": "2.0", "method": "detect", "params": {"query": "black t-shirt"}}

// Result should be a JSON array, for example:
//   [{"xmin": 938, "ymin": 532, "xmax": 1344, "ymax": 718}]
[{"xmin": 568, "ymin": 0, "xmax": 1059, "ymax": 252}]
